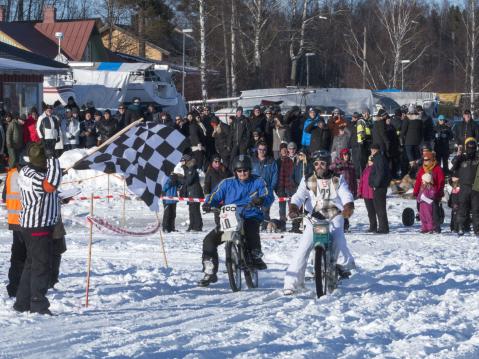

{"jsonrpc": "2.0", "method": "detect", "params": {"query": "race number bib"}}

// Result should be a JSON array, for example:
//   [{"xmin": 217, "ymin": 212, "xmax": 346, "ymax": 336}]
[
  {"xmin": 220, "ymin": 204, "xmax": 238, "ymax": 232},
  {"xmin": 316, "ymin": 179, "xmax": 331, "ymax": 209}
]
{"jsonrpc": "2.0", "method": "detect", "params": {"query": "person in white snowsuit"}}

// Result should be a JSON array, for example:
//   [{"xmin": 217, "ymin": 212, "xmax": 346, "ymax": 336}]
[{"xmin": 284, "ymin": 150, "xmax": 356, "ymax": 294}]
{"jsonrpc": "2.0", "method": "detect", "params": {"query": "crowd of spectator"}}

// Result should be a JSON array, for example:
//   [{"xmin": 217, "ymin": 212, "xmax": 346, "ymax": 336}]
[{"xmin": 1, "ymin": 96, "xmax": 478, "ymax": 236}]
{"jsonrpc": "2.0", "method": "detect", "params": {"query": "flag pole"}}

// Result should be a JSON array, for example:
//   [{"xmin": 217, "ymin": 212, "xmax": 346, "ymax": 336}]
[
  {"xmin": 156, "ymin": 211, "xmax": 168, "ymax": 267},
  {"xmin": 63, "ymin": 118, "xmax": 144, "ymax": 173},
  {"xmin": 85, "ymin": 193, "xmax": 94, "ymax": 307}
]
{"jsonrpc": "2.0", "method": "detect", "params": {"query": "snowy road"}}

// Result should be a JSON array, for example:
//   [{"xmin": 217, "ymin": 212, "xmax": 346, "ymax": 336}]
[{"xmin": 1, "ymin": 183, "xmax": 479, "ymax": 358}]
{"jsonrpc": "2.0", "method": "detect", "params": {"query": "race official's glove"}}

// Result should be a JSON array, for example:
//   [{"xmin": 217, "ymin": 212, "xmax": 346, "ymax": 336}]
[
  {"xmin": 250, "ymin": 197, "xmax": 264, "ymax": 207},
  {"xmin": 342, "ymin": 202, "xmax": 355, "ymax": 218},
  {"xmin": 202, "ymin": 203, "xmax": 212, "ymax": 213},
  {"xmin": 288, "ymin": 203, "xmax": 300, "ymax": 219}
]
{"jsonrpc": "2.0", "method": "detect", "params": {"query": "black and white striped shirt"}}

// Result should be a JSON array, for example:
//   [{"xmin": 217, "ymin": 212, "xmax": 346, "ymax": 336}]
[{"xmin": 19, "ymin": 158, "xmax": 62, "ymax": 228}]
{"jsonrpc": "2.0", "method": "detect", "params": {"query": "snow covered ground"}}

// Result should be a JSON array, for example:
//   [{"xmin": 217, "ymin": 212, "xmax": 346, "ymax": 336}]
[{"xmin": 1, "ymin": 164, "xmax": 479, "ymax": 358}]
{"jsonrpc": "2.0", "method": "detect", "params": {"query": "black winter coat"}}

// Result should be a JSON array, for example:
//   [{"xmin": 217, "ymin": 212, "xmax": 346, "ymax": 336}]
[
  {"xmin": 114, "ymin": 112, "xmax": 127, "ymax": 130},
  {"xmin": 401, "ymin": 116, "xmax": 423, "ymax": 146},
  {"xmin": 304, "ymin": 121, "xmax": 331, "ymax": 152},
  {"xmin": 453, "ymin": 120, "xmax": 479, "ymax": 146},
  {"xmin": 96, "ymin": 118, "xmax": 118, "ymax": 142},
  {"xmin": 204, "ymin": 165, "xmax": 231, "ymax": 194},
  {"xmin": 249, "ymin": 114, "xmax": 266, "ymax": 134},
  {"xmin": 421, "ymin": 114, "xmax": 435, "ymax": 142},
  {"xmin": 213, "ymin": 122, "xmax": 231, "ymax": 155},
  {"xmin": 372, "ymin": 118, "xmax": 390, "ymax": 155},
  {"xmin": 181, "ymin": 164, "xmax": 204, "ymax": 197},
  {"xmin": 285, "ymin": 109, "xmax": 303, "ymax": 147},
  {"xmin": 348, "ymin": 120, "xmax": 359, "ymax": 148},
  {"xmin": 386, "ymin": 123, "xmax": 400, "ymax": 158},
  {"xmin": 229, "ymin": 116, "xmax": 250, "ymax": 155},
  {"xmin": 189, "ymin": 121, "xmax": 206, "ymax": 148},
  {"xmin": 451, "ymin": 154, "xmax": 479, "ymax": 186},
  {"xmin": 434, "ymin": 124, "xmax": 453, "ymax": 153},
  {"xmin": 369, "ymin": 152, "xmax": 391, "ymax": 188},
  {"xmin": 125, "ymin": 104, "xmax": 143, "ymax": 126}
]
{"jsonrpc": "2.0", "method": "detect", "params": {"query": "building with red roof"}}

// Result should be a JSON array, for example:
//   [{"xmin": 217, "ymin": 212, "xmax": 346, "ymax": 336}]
[{"xmin": 0, "ymin": 5, "xmax": 112, "ymax": 62}]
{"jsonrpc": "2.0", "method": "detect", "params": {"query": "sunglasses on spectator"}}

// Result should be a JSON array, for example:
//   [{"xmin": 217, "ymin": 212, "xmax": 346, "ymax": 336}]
[
  {"xmin": 313, "ymin": 161, "xmax": 328, "ymax": 167},
  {"xmin": 236, "ymin": 169, "xmax": 249, "ymax": 173},
  {"xmin": 258, "ymin": 148, "xmax": 267, "ymax": 152}
]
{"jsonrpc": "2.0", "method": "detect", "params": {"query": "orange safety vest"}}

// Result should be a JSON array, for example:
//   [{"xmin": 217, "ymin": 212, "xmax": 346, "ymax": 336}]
[{"xmin": 6, "ymin": 168, "xmax": 21, "ymax": 225}]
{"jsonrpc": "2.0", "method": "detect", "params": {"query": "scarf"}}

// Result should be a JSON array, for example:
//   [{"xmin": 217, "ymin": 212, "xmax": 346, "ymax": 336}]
[{"xmin": 422, "ymin": 160, "xmax": 437, "ymax": 173}]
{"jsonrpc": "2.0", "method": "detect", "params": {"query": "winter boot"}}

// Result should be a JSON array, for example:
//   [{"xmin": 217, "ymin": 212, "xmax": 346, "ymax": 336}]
[
  {"xmin": 198, "ymin": 273, "xmax": 218, "ymax": 287},
  {"xmin": 249, "ymin": 249, "xmax": 267, "ymax": 270},
  {"xmin": 198, "ymin": 258, "xmax": 218, "ymax": 287},
  {"xmin": 336, "ymin": 265, "xmax": 351, "ymax": 280}
]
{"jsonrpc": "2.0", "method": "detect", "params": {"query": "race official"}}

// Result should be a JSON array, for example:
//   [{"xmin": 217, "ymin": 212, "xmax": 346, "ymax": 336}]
[{"xmin": 13, "ymin": 142, "xmax": 62, "ymax": 315}]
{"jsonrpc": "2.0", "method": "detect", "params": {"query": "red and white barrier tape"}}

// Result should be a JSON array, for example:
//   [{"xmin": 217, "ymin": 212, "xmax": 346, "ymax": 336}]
[
  {"xmin": 159, "ymin": 196, "xmax": 291, "ymax": 203},
  {"xmin": 69, "ymin": 194, "xmax": 291, "ymax": 203}
]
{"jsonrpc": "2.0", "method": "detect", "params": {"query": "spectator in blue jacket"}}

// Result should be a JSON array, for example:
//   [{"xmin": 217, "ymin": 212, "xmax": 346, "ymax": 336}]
[
  {"xmin": 301, "ymin": 108, "xmax": 320, "ymax": 151},
  {"xmin": 252, "ymin": 141, "xmax": 278, "ymax": 230},
  {"xmin": 162, "ymin": 172, "xmax": 180, "ymax": 233}
]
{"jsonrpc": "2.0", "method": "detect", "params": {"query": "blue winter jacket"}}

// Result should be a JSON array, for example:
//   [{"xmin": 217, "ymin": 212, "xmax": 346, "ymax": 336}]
[
  {"xmin": 251, "ymin": 157, "xmax": 278, "ymax": 207},
  {"xmin": 301, "ymin": 115, "xmax": 319, "ymax": 147},
  {"xmin": 162, "ymin": 177, "xmax": 178, "ymax": 205},
  {"xmin": 205, "ymin": 175, "xmax": 271, "ymax": 220}
]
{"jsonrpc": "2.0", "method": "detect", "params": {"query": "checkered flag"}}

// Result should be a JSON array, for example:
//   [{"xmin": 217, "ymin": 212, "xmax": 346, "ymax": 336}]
[{"xmin": 74, "ymin": 123, "xmax": 189, "ymax": 211}]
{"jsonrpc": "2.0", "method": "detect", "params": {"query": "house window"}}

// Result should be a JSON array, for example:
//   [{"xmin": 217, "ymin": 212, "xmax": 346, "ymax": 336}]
[{"xmin": 3, "ymin": 82, "xmax": 40, "ymax": 114}]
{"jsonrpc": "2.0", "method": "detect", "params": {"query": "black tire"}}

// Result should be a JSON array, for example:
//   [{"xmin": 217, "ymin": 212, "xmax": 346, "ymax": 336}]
[
  {"xmin": 244, "ymin": 269, "xmax": 258, "ymax": 289},
  {"xmin": 225, "ymin": 241, "xmax": 242, "ymax": 292},
  {"xmin": 402, "ymin": 207, "xmax": 415, "ymax": 227},
  {"xmin": 325, "ymin": 249, "xmax": 338, "ymax": 294},
  {"xmin": 314, "ymin": 246, "xmax": 327, "ymax": 298}
]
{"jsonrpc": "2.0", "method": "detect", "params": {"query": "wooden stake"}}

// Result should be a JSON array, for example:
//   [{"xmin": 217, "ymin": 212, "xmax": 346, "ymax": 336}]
[
  {"xmin": 85, "ymin": 193, "xmax": 94, "ymax": 307},
  {"xmin": 156, "ymin": 211, "xmax": 168, "ymax": 267},
  {"xmin": 121, "ymin": 179, "xmax": 126, "ymax": 226},
  {"xmin": 107, "ymin": 174, "xmax": 110, "ymax": 203}
]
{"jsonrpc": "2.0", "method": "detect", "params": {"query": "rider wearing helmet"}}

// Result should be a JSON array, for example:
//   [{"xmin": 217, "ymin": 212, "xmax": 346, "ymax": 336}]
[
  {"xmin": 284, "ymin": 150, "xmax": 356, "ymax": 295},
  {"xmin": 198, "ymin": 155, "xmax": 272, "ymax": 287}
]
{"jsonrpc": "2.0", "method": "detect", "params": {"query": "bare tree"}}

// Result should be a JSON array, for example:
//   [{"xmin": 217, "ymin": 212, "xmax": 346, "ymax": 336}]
[
  {"xmin": 288, "ymin": 0, "xmax": 310, "ymax": 85},
  {"xmin": 221, "ymin": 1, "xmax": 231, "ymax": 98},
  {"xmin": 344, "ymin": 21, "xmax": 378, "ymax": 89},
  {"xmin": 199, "ymin": 0, "xmax": 208, "ymax": 101},
  {"xmin": 462, "ymin": 0, "xmax": 478, "ymax": 112},
  {"xmin": 375, "ymin": 0, "xmax": 428, "ymax": 88},
  {"xmin": 243, "ymin": 0, "xmax": 280, "ymax": 85},
  {"xmin": 231, "ymin": 0, "xmax": 238, "ymax": 96}
]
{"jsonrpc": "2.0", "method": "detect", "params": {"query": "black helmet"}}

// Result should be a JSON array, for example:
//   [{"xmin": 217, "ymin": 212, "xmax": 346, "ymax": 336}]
[
  {"xmin": 311, "ymin": 150, "xmax": 331, "ymax": 164},
  {"xmin": 232, "ymin": 155, "xmax": 253, "ymax": 171}
]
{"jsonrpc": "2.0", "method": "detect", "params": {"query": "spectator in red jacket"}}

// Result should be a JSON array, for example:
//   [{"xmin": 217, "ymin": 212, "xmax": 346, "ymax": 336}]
[
  {"xmin": 275, "ymin": 143, "xmax": 295, "ymax": 231},
  {"xmin": 23, "ymin": 108, "xmax": 41, "ymax": 144},
  {"xmin": 413, "ymin": 149, "xmax": 445, "ymax": 233},
  {"xmin": 358, "ymin": 156, "xmax": 376, "ymax": 232},
  {"xmin": 330, "ymin": 148, "xmax": 357, "ymax": 198}
]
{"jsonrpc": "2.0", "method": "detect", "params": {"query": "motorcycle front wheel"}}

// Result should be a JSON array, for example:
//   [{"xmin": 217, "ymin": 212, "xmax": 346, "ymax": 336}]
[
  {"xmin": 314, "ymin": 246, "xmax": 327, "ymax": 298},
  {"xmin": 225, "ymin": 241, "xmax": 242, "ymax": 292}
]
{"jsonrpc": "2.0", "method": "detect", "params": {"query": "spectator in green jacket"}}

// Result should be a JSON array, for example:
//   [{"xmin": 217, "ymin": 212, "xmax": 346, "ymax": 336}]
[{"xmin": 6, "ymin": 113, "xmax": 25, "ymax": 167}]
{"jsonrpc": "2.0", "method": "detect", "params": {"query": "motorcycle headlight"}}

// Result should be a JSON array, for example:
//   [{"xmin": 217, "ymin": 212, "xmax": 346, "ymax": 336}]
[{"xmin": 313, "ymin": 224, "xmax": 328, "ymax": 234}]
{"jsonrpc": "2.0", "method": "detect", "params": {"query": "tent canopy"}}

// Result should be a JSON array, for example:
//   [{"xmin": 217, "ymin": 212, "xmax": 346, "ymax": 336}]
[{"xmin": 0, "ymin": 58, "xmax": 69, "ymax": 75}]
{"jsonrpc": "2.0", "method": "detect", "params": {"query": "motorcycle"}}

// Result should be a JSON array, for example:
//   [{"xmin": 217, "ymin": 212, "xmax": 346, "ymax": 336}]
[{"xmin": 216, "ymin": 204, "xmax": 259, "ymax": 292}]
